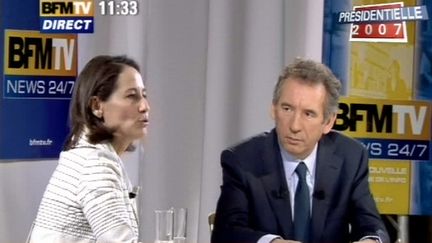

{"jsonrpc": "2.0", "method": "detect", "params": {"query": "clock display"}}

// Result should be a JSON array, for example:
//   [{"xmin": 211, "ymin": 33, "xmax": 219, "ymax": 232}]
[{"xmin": 98, "ymin": 0, "xmax": 138, "ymax": 16}]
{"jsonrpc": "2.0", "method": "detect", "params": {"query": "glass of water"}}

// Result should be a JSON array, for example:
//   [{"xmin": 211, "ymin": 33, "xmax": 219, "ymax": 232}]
[
  {"xmin": 173, "ymin": 208, "xmax": 187, "ymax": 243},
  {"xmin": 155, "ymin": 209, "xmax": 174, "ymax": 243}
]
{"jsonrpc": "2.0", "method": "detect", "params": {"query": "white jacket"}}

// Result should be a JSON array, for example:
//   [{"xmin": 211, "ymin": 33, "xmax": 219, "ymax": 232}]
[{"xmin": 28, "ymin": 136, "xmax": 139, "ymax": 243}]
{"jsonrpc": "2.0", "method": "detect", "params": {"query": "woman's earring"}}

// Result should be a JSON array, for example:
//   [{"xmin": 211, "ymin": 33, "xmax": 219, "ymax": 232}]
[{"xmin": 93, "ymin": 110, "xmax": 102, "ymax": 118}]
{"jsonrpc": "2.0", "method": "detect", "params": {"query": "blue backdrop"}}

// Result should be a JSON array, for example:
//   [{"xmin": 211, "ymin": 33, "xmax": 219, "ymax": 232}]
[{"xmin": 0, "ymin": 0, "xmax": 74, "ymax": 160}]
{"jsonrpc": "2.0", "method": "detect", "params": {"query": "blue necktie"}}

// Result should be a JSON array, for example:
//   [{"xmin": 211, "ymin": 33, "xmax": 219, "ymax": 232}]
[{"xmin": 294, "ymin": 162, "xmax": 310, "ymax": 242}]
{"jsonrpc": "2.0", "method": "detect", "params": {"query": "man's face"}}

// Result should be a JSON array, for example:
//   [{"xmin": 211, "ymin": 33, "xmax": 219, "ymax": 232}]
[{"xmin": 271, "ymin": 78, "xmax": 336, "ymax": 159}]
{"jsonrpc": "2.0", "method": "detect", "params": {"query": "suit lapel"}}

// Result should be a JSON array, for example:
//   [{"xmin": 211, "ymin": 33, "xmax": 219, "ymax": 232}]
[
  {"xmin": 311, "ymin": 135, "xmax": 344, "ymax": 241},
  {"xmin": 260, "ymin": 130, "xmax": 293, "ymax": 239}
]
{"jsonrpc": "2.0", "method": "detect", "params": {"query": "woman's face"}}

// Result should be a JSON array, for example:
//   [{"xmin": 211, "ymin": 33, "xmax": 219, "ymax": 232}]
[{"xmin": 99, "ymin": 66, "xmax": 150, "ymax": 146}]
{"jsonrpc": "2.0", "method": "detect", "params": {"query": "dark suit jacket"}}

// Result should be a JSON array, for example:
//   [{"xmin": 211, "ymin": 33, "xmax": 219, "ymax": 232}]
[{"xmin": 211, "ymin": 129, "xmax": 389, "ymax": 243}]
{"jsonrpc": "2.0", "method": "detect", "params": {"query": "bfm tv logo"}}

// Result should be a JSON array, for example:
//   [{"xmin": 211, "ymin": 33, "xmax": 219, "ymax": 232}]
[
  {"xmin": 4, "ymin": 30, "xmax": 77, "ymax": 99},
  {"xmin": 333, "ymin": 98, "xmax": 431, "ymax": 140},
  {"xmin": 5, "ymin": 30, "xmax": 77, "ymax": 76},
  {"xmin": 39, "ymin": 0, "xmax": 94, "ymax": 33}
]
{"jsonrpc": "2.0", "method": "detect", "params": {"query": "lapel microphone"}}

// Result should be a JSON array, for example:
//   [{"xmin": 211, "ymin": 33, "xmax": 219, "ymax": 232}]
[
  {"xmin": 272, "ymin": 187, "xmax": 289, "ymax": 199},
  {"xmin": 313, "ymin": 190, "xmax": 326, "ymax": 200},
  {"xmin": 129, "ymin": 186, "xmax": 141, "ymax": 199},
  {"xmin": 272, "ymin": 188, "xmax": 325, "ymax": 200}
]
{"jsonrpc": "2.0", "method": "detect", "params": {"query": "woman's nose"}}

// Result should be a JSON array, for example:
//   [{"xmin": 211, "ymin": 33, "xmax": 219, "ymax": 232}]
[{"xmin": 139, "ymin": 98, "xmax": 150, "ymax": 112}]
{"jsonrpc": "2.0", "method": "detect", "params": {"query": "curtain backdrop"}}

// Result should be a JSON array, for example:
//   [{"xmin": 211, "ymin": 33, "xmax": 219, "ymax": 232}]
[{"xmin": 0, "ymin": 1, "xmax": 324, "ymax": 242}]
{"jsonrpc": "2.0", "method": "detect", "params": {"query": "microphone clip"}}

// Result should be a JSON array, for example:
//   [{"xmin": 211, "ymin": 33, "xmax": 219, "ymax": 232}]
[
  {"xmin": 129, "ymin": 186, "xmax": 141, "ymax": 199},
  {"xmin": 272, "ymin": 188, "xmax": 289, "ymax": 200},
  {"xmin": 313, "ymin": 190, "xmax": 325, "ymax": 200}
]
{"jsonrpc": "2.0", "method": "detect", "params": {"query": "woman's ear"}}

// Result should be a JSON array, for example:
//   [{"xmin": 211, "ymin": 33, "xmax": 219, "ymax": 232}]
[{"xmin": 90, "ymin": 96, "xmax": 103, "ymax": 118}]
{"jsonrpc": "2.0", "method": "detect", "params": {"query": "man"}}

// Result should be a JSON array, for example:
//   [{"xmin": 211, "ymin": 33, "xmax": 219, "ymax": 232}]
[{"xmin": 211, "ymin": 58, "xmax": 389, "ymax": 243}]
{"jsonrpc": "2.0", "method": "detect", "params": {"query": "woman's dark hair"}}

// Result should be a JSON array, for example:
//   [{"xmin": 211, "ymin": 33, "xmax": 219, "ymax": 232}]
[{"xmin": 63, "ymin": 55, "xmax": 140, "ymax": 150}]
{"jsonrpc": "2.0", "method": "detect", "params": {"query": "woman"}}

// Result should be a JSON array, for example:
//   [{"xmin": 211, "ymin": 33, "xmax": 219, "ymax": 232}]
[{"xmin": 28, "ymin": 55, "xmax": 150, "ymax": 243}]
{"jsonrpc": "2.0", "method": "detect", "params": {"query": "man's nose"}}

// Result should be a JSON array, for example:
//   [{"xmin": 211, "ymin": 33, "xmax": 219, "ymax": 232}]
[{"xmin": 289, "ymin": 112, "xmax": 301, "ymax": 132}]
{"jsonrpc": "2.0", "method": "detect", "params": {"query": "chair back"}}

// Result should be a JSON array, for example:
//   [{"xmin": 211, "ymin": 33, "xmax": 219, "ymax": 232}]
[{"xmin": 208, "ymin": 212, "xmax": 216, "ymax": 233}]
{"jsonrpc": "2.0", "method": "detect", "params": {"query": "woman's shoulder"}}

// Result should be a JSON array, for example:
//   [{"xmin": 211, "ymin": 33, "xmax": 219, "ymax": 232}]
[{"xmin": 59, "ymin": 141, "xmax": 121, "ymax": 172}]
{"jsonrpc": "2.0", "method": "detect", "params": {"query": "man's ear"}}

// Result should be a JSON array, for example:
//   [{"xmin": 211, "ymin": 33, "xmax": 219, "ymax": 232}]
[
  {"xmin": 322, "ymin": 112, "xmax": 336, "ymax": 134},
  {"xmin": 270, "ymin": 103, "xmax": 276, "ymax": 121}
]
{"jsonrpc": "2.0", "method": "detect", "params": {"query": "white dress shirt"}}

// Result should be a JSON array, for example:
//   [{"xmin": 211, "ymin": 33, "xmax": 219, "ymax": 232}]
[
  {"xmin": 257, "ymin": 142, "xmax": 381, "ymax": 243},
  {"xmin": 257, "ymin": 144, "xmax": 317, "ymax": 243},
  {"xmin": 280, "ymin": 144, "xmax": 317, "ymax": 219}
]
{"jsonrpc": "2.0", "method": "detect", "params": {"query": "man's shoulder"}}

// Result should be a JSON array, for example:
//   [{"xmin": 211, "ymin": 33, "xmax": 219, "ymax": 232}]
[
  {"xmin": 221, "ymin": 130, "xmax": 277, "ymax": 172},
  {"xmin": 323, "ymin": 130, "xmax": 365, "ymax": 151},
  {"xmin": 226, "ymin": 130, "xmax": 275, "ymax": 152}
]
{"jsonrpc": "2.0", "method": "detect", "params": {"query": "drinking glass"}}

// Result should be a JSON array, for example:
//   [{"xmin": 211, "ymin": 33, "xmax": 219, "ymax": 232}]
[
  {"xmin": 173, "ymin": 208, "xmax": 187, "ymax": 243},
  {"xmin": 155, "ymin": 209, "xmax": 174, "ymax": 243}
]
